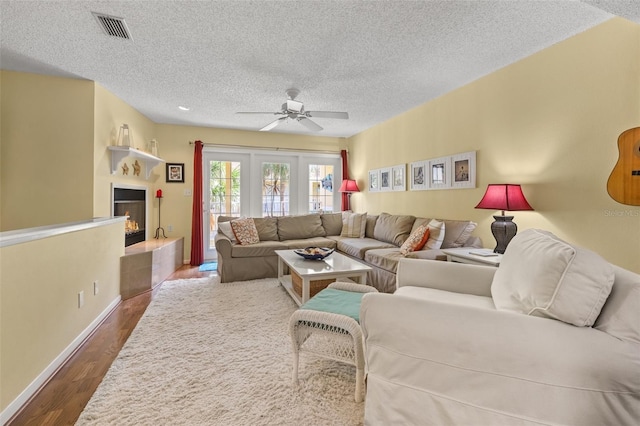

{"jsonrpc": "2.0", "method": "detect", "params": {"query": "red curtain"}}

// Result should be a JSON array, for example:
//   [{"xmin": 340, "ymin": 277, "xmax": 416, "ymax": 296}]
[
  {"xmin": 190, "ymin": 140, "xmax": 204, "ymax": 265},
  {"xmin": 341, "ymin": 149, "xmax": 349, "ymax": 211}
]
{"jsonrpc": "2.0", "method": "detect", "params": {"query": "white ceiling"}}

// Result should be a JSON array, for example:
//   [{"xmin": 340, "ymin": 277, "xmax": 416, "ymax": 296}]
[{"xmin": 1, "ymin": 1, "xmax": 638, "ymax": 138}]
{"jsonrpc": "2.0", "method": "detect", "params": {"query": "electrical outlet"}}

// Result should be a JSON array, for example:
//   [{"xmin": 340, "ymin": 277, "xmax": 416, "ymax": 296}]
[
  {"xmin": 93, "ymin": 281, "xmax": 99, "ymax": 295},
  {"xmin": 168, "ymin": 224, "xmax": 173, "ymax": 232},
  {"xmin": 78, "ymin": 291, "xmax": 84, "ymax": 308},
  {"xmin": 184, "ymin": 189, "xmax": 193, "ymax": 196}
]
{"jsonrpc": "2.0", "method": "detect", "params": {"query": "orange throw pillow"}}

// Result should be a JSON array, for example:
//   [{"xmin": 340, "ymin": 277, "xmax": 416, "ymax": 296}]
[{"xmin": 400, "ymin": 225, "xmax": 430, "ymax": 256}]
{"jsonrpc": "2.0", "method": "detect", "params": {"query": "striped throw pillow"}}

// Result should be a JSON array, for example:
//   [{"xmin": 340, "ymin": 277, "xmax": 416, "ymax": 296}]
[{"xmin": 340, "ymin": 211, "xmax": 367, "ymax": 238}]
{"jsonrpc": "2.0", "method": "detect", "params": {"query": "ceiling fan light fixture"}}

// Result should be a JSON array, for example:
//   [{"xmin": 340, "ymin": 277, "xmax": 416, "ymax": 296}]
[{"xmin": 286, "ymin": 99, "xmax": 303, "ymax": 113}]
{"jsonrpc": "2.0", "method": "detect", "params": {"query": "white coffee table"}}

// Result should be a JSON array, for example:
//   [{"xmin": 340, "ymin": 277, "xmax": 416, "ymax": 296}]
[
  {"xmin": 442, "ymin": 248, "xmax": 503, "ymax": 267},
  {"xmin": 276, "ymin": 249, "xmax": 372, "ymax": 306}
]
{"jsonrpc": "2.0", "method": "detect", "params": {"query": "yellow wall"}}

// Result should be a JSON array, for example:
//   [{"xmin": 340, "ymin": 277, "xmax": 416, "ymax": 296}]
[
  {"xmin": 0, "ymin": 71, "xmax": 95, "ymax": 230},
  {"xmin": 93, "ymin": 84, "xmax": 159, "ymax": 218},
  {"xmin": 0, "ymin": 221, "xmax": 124, "ymax": 412},
  {"xmin": 348, "ymin": 18, "xmax": 640, "ymax": 273},
  {"xmin": 153, "ymin": 124, "xmax": 345, "ymax": 260}
]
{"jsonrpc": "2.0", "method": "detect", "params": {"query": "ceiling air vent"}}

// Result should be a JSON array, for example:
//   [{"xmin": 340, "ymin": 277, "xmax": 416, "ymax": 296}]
[{"xmin": 92, "ymin": 12, "xmax": 132, "ymax": 40}]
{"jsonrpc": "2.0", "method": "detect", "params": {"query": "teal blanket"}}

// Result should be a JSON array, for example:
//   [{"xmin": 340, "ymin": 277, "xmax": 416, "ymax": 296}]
[{"xmin": 300, "ymin": 288, "xmax": 365, "ymax": 322}]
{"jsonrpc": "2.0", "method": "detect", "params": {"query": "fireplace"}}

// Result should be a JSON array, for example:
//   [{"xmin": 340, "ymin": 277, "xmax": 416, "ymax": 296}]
[{"xmin": 113, "ymin": 186, "xmax": 147, "ymax": 247}]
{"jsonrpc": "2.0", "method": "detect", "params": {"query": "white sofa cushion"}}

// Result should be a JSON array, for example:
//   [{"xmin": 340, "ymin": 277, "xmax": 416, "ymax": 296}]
[
  {"xmin": 423, "ymin": 219, "xmax": 445, "ymax": 250},
  {"xmin": 491, "ymin": 229, "xmax": 614, "ymax": 327},
  {"xmin": 340, "ymin": 211, "xmax": 367, "ymax": 238}
]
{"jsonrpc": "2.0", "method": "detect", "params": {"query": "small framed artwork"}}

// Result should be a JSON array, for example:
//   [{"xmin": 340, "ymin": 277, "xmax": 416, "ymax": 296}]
[
  {"xmin": 429, "ymin": 156, "xmax": 451, "ymax": 190},
  {"xmin": 410, "ymin": 161, "xmax": 427, "ymax": 191},
  {"xmin": 368, "ymin": 169, "xmax": 380, "ymax": 192},
  {"xmin": 451, "ymin": 151, "xmax": 476, "ymax": 189},
  {"xmin": 166, "ymin": 163, "xmax": 185, "ymax": 183},
  {"xmin": 379, "ymin": 168, "xmax": 392, "ymax": 191},
  {"xmin": 392, "ymin": 164, "xmax": 405, "ymax": 191}
]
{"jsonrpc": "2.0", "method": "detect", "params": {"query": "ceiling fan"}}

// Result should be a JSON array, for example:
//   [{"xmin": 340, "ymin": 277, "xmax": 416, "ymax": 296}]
[{"xmin": 236, "ymin": 88, "xmax": 349, "ymax": 132}]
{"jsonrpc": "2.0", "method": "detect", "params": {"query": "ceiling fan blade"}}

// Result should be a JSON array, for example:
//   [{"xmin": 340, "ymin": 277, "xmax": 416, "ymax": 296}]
[
  {"xmin": 305, "ymin": 111, "xmax": 349, "ymax": 120},
  {"xmin": 260, "ymin": 117, "xmax": 287, "ymax": 132},
  {"xmin": 298, "ymin": 117, "xmax": 323, "ymax": 132},
  {"xmin": 236, "ymin": 111, "xmax": 281, "ymax": 115}
]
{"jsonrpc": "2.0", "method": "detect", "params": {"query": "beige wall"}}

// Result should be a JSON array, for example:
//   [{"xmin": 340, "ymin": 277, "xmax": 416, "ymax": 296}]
[
  {"xmin": 0, "ymin": 221, "xmax": 124, "ymax": 413},
  {"xmin": 348, "ymin": 18, "xmax": 640, "ymax": 273},
  {"xmin": 0, "ymin": 71, "xmax": 95, "ymax": 230}
]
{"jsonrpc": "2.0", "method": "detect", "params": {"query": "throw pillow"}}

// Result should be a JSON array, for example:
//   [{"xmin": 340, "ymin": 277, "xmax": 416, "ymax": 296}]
[
  {"xmin": 423, "ymin": 219, "xmax": 445, "ymax": 250},
  {"xmin": 491, "ymin": 229, "xmax": 614, "ymax": 327},
  {"xmin": 218, "ymin": 221, "xmax": 238, "ymax": 243},
  {"xmin": 400, "ymin": 225, "xmax": 430, "ymax": 256},
  {"xmin": 230, "ymin": 218, "xmax": 260, "ymax": 245},
  {"xmin": 340, "ymin": 211, "xmax": 367, "ymax": 238}
]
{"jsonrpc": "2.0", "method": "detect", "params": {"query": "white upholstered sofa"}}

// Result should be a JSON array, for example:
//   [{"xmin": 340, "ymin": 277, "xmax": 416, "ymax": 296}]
[{"xmin": 360, "ymin": 229, "xmax": 640, "ymax": 425}]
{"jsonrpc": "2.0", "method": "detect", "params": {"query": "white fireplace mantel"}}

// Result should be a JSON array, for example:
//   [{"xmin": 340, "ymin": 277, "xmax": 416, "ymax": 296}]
[{"xmin": 108, "ymin": 146, "xmax": 164, "ymax": 179}]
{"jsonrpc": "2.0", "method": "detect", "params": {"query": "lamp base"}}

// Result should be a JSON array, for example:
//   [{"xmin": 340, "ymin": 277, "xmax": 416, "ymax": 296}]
[{"xmin": 490, "ymin": 215, "xmax": 517, "ymax": 254}]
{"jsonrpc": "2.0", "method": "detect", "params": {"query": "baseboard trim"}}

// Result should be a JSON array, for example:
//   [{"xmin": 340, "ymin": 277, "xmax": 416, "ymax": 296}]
[{"xmin": 1, "ymin": 295, "xmax": 122, "ymax": 425}]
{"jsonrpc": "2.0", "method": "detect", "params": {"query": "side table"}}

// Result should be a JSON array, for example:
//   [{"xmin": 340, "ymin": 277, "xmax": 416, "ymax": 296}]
[{"xmin": 441, "ymin": 248, "xmax": 502, "ymax": 267}]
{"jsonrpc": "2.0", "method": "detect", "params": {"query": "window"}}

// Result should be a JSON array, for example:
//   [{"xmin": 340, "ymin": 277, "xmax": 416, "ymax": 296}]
[
  {"xmin": 308, "ymin": 164, "xmax": 335, "ymax": 213},
  {"xmin": 262, "ymin": 162, "xmax": 290, "ymax": 217}
]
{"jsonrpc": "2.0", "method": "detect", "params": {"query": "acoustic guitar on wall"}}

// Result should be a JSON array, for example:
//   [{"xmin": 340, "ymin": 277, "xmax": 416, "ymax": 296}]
[{"xmin": 607, "ymin": 127, "xmax": 640, "ymax": 206}]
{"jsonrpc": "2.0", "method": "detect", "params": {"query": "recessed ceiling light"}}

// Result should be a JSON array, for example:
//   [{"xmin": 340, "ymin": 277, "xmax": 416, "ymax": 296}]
[{"xmin": 178, "ymin": 106, "xmax": 190, "ymax": 111}]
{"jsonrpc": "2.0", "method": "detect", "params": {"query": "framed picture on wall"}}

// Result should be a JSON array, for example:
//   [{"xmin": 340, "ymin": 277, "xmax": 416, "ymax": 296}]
[
  {"xmin": 428, "ymin": 156, "xmax": 451, "ymax": 190},
  {"xmin": 409, "ymin": 161, "xmax": 427, "ymax": 190},
  {"xmin": 166, "ymin": 163, "xmax": 185, "ymax": 183},
  {"xmin": 392, "ymin": 164, "xmax": 406, "ymax": 191},
  {"xmin": 451, "ymin": 151, "xmax": 476, "ymax": 189},
  {"xmin": 379, "ymin": 168, "xmax": 392, "ymax": 191},
  {"xmin": 368, "ymin": 169, "xmax": 380, "ymax": 192}
]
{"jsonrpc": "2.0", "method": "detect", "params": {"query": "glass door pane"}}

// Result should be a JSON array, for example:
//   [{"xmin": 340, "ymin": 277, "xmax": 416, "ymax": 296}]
[
  {"xmin": 205, "ymin": 158, "xmax": 241, "ymax": 260},
  {"xmin": 308, "ymin": 164, "xmax": 335, "ymax": 213},
  {"xmin": 262, "ymin": 162, "xmax": 290, "ymax": 217}
]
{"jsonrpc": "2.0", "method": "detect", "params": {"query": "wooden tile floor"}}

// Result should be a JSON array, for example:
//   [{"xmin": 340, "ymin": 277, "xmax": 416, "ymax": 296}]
[{"xmin": 7, "ymin": 265, "xmax": 216, "ymax": 426}]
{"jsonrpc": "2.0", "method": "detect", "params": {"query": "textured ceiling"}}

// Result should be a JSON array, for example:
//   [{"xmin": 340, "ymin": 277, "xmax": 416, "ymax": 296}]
[{"xmin": 1, "ymin": 1, "xmax": 638, "ymax": 138}]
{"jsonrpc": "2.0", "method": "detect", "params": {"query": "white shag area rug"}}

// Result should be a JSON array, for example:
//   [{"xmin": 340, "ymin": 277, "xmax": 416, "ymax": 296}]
[{"xmin": 76, "ymin": 277, "xmax": 364, "ymax": 425}]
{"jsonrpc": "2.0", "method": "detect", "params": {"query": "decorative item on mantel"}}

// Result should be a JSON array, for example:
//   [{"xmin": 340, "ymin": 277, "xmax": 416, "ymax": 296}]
[
  {"xmin": 117, "ymin": 124, "xmax": 132, "ymax": 147},
  {"xmin": 154, "ymin": 189, "xmax": 167, "ymax": 239},
  {"xmin": 475, "ymin": 184, "xmax": 534, "ymax": 254},
  {"xmin": 149, "ymin": 139, "xmax": 159, "ymax": 157},
  {"xmin": 132, "ymin": 160, "xmax": 141, "ymax": 176}
]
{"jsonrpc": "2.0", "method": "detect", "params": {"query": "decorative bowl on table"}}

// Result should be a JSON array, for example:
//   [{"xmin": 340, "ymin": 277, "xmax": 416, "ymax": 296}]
[{"xmin": 294, "ymin": 247, "xmax": 334, "ymax": 260}]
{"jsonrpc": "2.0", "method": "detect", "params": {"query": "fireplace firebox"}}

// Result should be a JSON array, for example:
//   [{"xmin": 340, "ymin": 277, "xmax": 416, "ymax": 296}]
[{"xmin": 113, "ymin": 187, "xmax": 146, "ymax": 247}]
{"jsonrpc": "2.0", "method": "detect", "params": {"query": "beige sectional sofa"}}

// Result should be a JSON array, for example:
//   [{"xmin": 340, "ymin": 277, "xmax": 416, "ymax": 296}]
[{"xmin": 215, "ymin": 212, "xmax": 481, "ymax": 293}]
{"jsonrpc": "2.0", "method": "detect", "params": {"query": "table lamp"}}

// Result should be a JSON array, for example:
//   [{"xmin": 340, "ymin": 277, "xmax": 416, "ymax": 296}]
[
  {"xmin": 475, "ymin": 184, "xmax": 533, "ymax": 254},
  {"xmin": 339, "ymin": 179, "xmax": 360, "ymax": 211}
]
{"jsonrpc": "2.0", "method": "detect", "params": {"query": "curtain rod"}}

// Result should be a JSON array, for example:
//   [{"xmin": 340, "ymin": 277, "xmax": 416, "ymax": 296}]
[{"xmin": 188, "ymin": 141, "xmax": 344, "ymax": 155}]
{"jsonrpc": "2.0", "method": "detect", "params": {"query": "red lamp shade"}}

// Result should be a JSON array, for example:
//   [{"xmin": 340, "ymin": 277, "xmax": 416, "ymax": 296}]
[
  {"xmin": 475, "ymin": 184, "xmax": 533, "ymax": 254},
  {"xmin": 475, "ymin": 184, "xmax": 533, "ymax": 213},
  {"xmin": 339, "ymin": 179, "xmax": 360, "ymax": 193}
]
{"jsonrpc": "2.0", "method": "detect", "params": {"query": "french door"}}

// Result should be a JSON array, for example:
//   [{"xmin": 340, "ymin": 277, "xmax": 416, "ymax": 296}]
[{"xmin": 202, "ymin": 148, "xmax": 341, "ymax": 260}]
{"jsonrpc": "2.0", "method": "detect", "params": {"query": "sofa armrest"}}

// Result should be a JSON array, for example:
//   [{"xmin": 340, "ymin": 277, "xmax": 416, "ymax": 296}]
[
  {"xmin": 396, "ymin": 258, "xmax": 495, "ymax": 297},
  {"xmin": 214, "ymin": 232, "xmax": 233, "ymax": 258},
  {"xmin": 360, "ymin": 293, "xmax": 640, "ymax": 425}
]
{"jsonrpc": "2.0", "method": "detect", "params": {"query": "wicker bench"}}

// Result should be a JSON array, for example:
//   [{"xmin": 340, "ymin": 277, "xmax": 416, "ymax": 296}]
[{"xmin": 288, "ymin": 281, "xmax": 378, "ymax": 402}]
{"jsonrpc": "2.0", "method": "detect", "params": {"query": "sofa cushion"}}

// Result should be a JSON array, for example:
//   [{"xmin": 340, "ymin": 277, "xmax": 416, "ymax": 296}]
[
  {"xmin": 424, "ymin": 219, "xmax": 445, "ymax": 250},
  {"xmin": 365, "ymin": 215, "xmax": 378, "ymax": 238},
  {"xmin": 282, "ymin": 237, "xmax": 337, "ymax": 250},
  {"xmin": 231, "ymin": 240, "xmax": 288, "ymax": 258},
  {"xmin": 218, "ymin": 221, "xmax": 238, "ymax": 243},
  {"xmin": 340, "ymin": 211, "xmax": 367, "ymax": 238},
  {"xmin": 230, "ymin": 218, "xmax": 260, "ymax": 245},
  {"xmin": 395, "ymin": 286, "xmax": 496, "ymax": 310},
  {"xmin": 400, "ymin": 224, "xmax": 430, "ymax": 255},
  {"xmin": 373, "ymin": 213, "xmax": 415, "ymax": 246},
  {"xmin": 441, "ymin": 220, "xmax": 477, "ymax": 249},
  {"xmin": 321, "ymin": 213, "xmax": 343, "ymax": 236},
  {"xmin": 594, "ymin": 266, "xmax": 640, "ymax": 343},
  {"xmin": 253, "ymin": 217, "xmax": 279, "ymax": 241},
  {"xmin": 491, "ymin": 229, "xmax": 614, "ymax": 327},
  {"xmin": 277, "ymin": 214, "xmax": 326, "ymax": 240},
  {"xmin": 337, "ymin": 237, "xmax": 396, "ymax": 259},
  {"xmin": 365, "ymin": 248, "xmax": 405, "ymax": 274}
]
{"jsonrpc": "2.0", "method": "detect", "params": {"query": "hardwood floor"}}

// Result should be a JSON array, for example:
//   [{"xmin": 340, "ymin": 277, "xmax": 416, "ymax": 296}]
[{"xmin": 7, "ymin": 265, "xmax": 216, "ymax": 426}]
